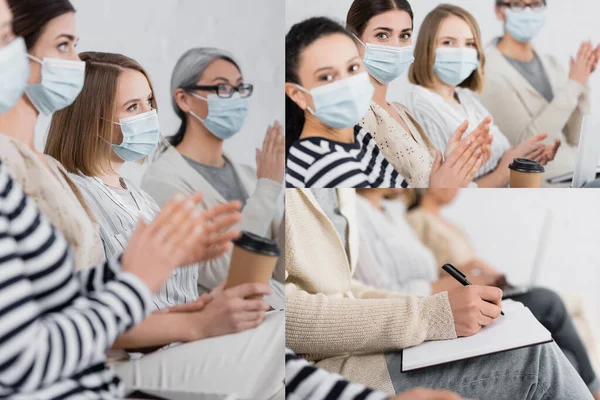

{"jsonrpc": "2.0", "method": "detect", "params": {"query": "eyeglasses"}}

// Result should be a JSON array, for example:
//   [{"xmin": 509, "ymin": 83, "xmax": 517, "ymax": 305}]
[
  {"xmin": 497, "ymin": 1, "xmax": 546, "ymax": 11},
  {"xmin": 187, "ymin": 83, "xmax": 254, "ymax": 99}
]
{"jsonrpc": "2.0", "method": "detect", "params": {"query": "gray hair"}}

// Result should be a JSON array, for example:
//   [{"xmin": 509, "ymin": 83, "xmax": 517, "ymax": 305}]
[{"xmin": 168, "ymin": 47, "xmax": 241, "ymax": 145}]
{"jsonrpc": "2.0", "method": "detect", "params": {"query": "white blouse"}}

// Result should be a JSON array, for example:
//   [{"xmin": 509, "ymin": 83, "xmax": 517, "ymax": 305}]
[
  {"xmin": 354, "ymin": 196, "xmax": 438, "ymax": 297},
  {"xmin": 405, "ymin": 85, "xmax": 511, "ymax": 179}
]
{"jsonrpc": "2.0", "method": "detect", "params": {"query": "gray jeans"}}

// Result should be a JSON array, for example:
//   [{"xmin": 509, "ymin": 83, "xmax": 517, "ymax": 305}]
[{"xmin": 385, "ymin": 341, "xmax": 592, "ymax": 399}]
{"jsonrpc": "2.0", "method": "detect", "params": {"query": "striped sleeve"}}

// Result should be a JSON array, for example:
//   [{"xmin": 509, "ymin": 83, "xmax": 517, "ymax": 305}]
[
  {"xmin": 285, "ymin": 349, "xmax": 389, "ymax": 400},
  {"xmin": 0, "ymin": 163, "xmax": 152, "ymax": 394}
]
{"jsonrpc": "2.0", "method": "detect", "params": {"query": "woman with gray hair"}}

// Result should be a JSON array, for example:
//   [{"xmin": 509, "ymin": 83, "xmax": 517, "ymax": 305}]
[{"xmin": 142, "ymin": 47, "xmax": 285, "ymax": 310}]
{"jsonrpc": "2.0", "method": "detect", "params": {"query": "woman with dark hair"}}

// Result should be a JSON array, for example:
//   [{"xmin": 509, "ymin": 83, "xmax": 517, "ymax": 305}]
[
  {"xmin": 142, "ymin": 48, "xmax": 286, "ymax": 310},
  {"xmin": 284, "ymin": 16, "xmax": 490, "ymax": 189},
  {"xmin": 346, "ymin": 0, "xmax": 492, "ymax": 188}
]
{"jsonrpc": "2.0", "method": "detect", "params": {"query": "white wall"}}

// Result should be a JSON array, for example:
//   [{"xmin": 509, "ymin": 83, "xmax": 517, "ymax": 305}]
[
  {"xmin": 286, "ymin": 0, "xmax": 600, "ymax": 111},
  {"xmin": 35, "ymin": 0, "xmax": 284, "ymax": 185},
  {"xmin": 443, "ymin": 189, "xmax": 600, "ymax": 312}
]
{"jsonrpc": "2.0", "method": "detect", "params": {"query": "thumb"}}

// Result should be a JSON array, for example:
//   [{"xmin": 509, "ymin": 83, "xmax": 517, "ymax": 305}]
[{"xmin": 534, "ymin": 133, "xmax": 548, "ymax": 142}]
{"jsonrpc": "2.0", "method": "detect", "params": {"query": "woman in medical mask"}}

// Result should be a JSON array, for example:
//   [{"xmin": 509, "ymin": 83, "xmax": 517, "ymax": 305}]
[
  {"xmin": 45, "ymin": 51, "xmax": 284, "ymax": 399},
  {"xmin": 0, "ymin": 0, "xmax": 103, "ymax": 268},
  {"xmin": 285, "ymin": 17, "xmax": 492, "ymax": 189},
  {"xmin": 348, "ymin": 0, "xmax": 493, "ymax": 188},
  {"xmin": 481, "ymin": 0, "xmax": 600, "ymax": 180},
  {"xmin": 142, "ymin": 48, "xmax": 286, "ymax": 310},
  {"xmin": 406, "ymin": 4, "xmax": 561, "ymax": 188}
]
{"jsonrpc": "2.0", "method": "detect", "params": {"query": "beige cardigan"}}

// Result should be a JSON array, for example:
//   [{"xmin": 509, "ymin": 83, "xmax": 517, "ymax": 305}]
[
  {"xmin": 360, "ymin": 102, "xmax": 437, "ymax": 188},
  {"xmin": 0, "ymin": 134, "xmax": 102, "ymax": 269},
  {"xmin": 481, "ymin": 43, "xmax": 589, "ymax": 179},
  {"xmin": 141, "ymin": 146, "xmax": 285, "ymax": 304},
  {"xmin": 285, "ymin": 188, "xmax": 456, "ymax": 393}
]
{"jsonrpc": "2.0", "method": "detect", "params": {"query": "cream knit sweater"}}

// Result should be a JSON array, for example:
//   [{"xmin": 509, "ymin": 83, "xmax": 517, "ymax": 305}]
[{"xmin": 285, "ymin": 189, "xmax": 457, "ymax": 394}]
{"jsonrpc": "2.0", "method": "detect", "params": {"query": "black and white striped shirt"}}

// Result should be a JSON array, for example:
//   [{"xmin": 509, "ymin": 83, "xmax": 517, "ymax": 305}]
[
  {"xmin": 286, "ymin": 126, "xmax": 408, "ymax": 188},
  {"xmin": 0, "ymin": 161, "xmax": 152, "ymax": 399},
  {"xmin": 285, "ymin": 349, "xmax": 389, "ymax": 400}
]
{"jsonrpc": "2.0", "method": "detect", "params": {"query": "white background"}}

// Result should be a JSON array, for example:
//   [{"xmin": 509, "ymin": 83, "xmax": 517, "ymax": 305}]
[
  {"xmin": 286, "ymin": 0, "xmax": 600, "ymax": 112},
  {"xmin": 35, "ymin": 0, "xmax": 285, "ymax": 185}
]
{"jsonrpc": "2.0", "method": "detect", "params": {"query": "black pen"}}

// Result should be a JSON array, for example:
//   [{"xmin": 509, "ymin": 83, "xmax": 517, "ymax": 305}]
[{"xmin": 442, "ymin": 263, "xmax": 504, "ymax": 316}]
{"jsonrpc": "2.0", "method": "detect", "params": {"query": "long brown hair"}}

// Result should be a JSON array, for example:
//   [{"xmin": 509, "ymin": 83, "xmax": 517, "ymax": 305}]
[
  {"xmin": 408, "ymin": 4, "xmax": 486, "ymax": 92},
  {"xmin": 45, "ymin": 52, "xmax": 158, "ymax": 176},
  {"xmin": 8, "ymin": 0, "xmax": 75, "ymax": 50}
]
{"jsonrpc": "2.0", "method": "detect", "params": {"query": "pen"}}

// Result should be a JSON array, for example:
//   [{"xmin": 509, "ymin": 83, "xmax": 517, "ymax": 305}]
[{"xmin": 442, "ymin": 263, "xmax": 504, "ymax": 316}]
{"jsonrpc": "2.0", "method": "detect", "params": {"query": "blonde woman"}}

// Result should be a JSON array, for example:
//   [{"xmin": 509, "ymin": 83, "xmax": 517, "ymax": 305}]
[
  {"xmin": 45, "ymin": 51, "xmax": 284, "ymax": 399},
  {"xmin": 405, "ymin": 4, "xmax": 560, "ymax": 187}
]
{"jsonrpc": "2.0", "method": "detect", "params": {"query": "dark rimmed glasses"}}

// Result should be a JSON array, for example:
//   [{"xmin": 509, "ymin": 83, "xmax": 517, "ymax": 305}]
[
  {"xmin": 187, "ymin": 83, "xmax": 254, "ymax": 99},
  {"xmin": 496, "ymin": 1, "xmax": 546, "ymax": 11}
]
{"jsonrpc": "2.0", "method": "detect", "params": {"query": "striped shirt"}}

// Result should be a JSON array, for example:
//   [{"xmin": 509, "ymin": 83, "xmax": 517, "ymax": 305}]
[
  {"xmin": 286, "ymin": 126, "xmax": 408, "ymax": 188},
  {"xmin": 69, "ymin": 174, "xmax": 199, "ymax": 311},
  {"xmin": 0, "ymin": 161, "xmax": 152, "ymax": 399},
  {"xmin": 285, "ymin": 349, "xmax": 389, "ymax": 400}
]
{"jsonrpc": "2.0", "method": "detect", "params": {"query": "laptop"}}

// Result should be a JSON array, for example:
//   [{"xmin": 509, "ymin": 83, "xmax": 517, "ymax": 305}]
[
  {"xmin": 547, "ymin": 115, "xmax": 600, "ymax": 187},
  {"xmin": 502, "ymin": 210, "xmax": 552, "ymax": 298}
]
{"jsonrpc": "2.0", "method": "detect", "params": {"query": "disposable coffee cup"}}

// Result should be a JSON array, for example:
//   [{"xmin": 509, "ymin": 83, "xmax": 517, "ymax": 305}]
[
  {"xmin": 508, "ymin": 158, "xmax": 545, "ymax": 188},
  {"xmin": 224, "ymin": 231, "xmax": 281, "ymax": 298}
]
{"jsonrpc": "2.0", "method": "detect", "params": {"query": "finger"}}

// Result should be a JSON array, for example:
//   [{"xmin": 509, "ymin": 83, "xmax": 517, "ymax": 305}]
[
  {"xmin": 167, "ymin": 215, "xmax": 203, "ymax": 261},
  {"xmin": 528, "ymin": 133, "xmax": 548, "ymax": 143},
  {"xmin": 449, "ymin": 120, "xmax": 469, "ymax": 144},
  {"xmin": 446, "ymin": 140, "xmax": 475, "ymax": 169},
  {"xmin": 477, "ymin": 313, "xmax": 494, "ymax": 327},
  {"xmin": 242, "ymin": 299, "xmax": 271, "ymax": 312},
  {"xmin": 238, "ymin": 310, "xmax": 267, "ymax": 322},
  {"xmin": 203, "ymin": 242, "xmax": 234, "ymax": 260},
  {"xmin": 474, "ymin": 285, "xmax": 503, "ymax": 305},
  {"xmin": 236, "ymin": 318, "xmax": 264, "ymax": 332},
  {"xmin": 263, "ymin": 124, "xmax": 275, "ymax": 155},
  {"xmin": 479, "ymin": 300, "xmax": 502, "ymax": 319},
  {"xmin": 225, "ymin": 283, "xmax": 272, "ymax": 298},
  {"xmin": 458, "ymin": 144, "xmax": 482, "ymax": 175},
  {"xmin": 470, "ymin": 117, "xmax": 492, "ymax": 142},
  {"xmin": 159, "ymin": 198, "xmax": 199, "ymax": 245},
  {"xmin": 146, "ymin": 194, "xmax": 187, "ymax": 236},
  {"xmin": 255, "ymin": 148, "xmax": 261, "ymax": 167},
  {"xmin": 203, "ymin": 201, "xmax": 242, "ymax": 222},
  {"xmin": 461, "ymin": 154, "xmax": 482, "ymax": 183}
]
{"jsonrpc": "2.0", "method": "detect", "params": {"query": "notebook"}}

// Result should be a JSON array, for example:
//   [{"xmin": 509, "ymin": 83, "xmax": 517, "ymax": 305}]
[{"xmin": 401, "ymin": 300, "xmax": 552, "ymax": 372}]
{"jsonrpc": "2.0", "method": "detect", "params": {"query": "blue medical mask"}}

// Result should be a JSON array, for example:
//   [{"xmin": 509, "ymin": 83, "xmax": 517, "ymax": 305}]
[
  {"xmin": 434, "ymin": 47, "xmax": 480, "ymax": 86},
  {"xmin": 295, "ymin": 72, "xmax": 374, "ymax": 129},
  {"xmin": 504, "ymin": 8, "xmax": 546, "ymax": 43},
  {"xmin": 356, "ymin": 36, "xmax": 415, "ymax": 84},
  {"xmin": 0, "ymin": 37, "xmax": 30, "ymax": 114},
  {"xmin": 109, "ymin": 109, "xmax": 161, "ymax": 162},
  {"xmin": 189, "ymin": 92, "xmax": 249, "ymax": 140},
  {"xmin": 24, "ymin": 55, "xmax": 85, "ymax": 115}
]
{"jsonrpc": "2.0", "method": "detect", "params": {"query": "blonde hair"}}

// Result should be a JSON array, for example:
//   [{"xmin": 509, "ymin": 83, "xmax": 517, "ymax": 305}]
[
  {"xmin": 45, "ymin": 52, "xmax": 158, "ymax": 176},
  {"xmin": 408, "ymin": 4, "xmax": 486, "ymax": 92}
]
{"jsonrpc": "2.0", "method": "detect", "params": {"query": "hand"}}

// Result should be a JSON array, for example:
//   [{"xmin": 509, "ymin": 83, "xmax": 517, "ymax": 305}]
[
  {"xmin": 447, "ymin": 285, "xmax": 503, "ymax": 337},
  {"xmin": 392, "ymin": 388, "xmax": 466, "ymax": 400},
  {"xmin": 122, "ymin": 194, "xmax": 206, "ymax": 292},
  {"xmin": 445, "ymin": 117, "xmax": 493, "ymax": 162},
  {"xmin": 190, "ymin": 283, "xmax": 273, "ymax": 339},
  {"xmin": 497, "ymin": 134, "xmax": 547, "ymax": 179},
  {"xmin": 161, "ymin": 293, "xmax": 213, "ymax": 314},
  {"xmin": 569, "ymin": 41, "xmax": 595, "ymax": 85},
  {"xmin": 543, "ymin": 139, "xmax": 561, "ymax": 164},
  {"xmin": 256, "ymin": 120, "xmax": 285, "ymax": 183},
  {"xmin": 178, "ymin": 200, "xmax": 243, "ymax": 266}
]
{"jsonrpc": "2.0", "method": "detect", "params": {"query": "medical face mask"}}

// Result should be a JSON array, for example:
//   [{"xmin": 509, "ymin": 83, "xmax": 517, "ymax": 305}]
[
  {"xmin": 295, "ymin": 71, "xmax": 374, "ymax": 129},
  {"xmin": 356, "ymin": 36, "xmax": 415, "ymax": 84},
  {"xmin": 504, "ymin": 8, "xmax": 546, "ymax": 43},
  {"xmin": 24, "ymin": 55, "xmax": 85, "ymax": 115},
  {"xmin": 109, "ymin": 109, "xmax": 161, "ymax": 162},
  {"xmin": 433, "ymin": 47, "xmax": 480, "ymax": 87},
  {"xmin": 189, "ymin": 92, "xmax": 249, "ymax": 140},
  {"xmin": 0, "ymin": 37, "xmax": 30, "ymax": 114}
]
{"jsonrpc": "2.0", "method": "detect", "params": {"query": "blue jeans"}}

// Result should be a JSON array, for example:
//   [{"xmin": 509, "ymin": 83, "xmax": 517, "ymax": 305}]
[{"xmin": 385, "ymin": 341, "xmax": 592, "ymax": 399}]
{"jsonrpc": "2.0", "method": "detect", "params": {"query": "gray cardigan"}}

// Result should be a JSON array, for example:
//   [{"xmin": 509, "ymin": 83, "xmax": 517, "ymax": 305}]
[{"xmin": 141, "ymin": 145, "xmax": 285, "ymax": 309}]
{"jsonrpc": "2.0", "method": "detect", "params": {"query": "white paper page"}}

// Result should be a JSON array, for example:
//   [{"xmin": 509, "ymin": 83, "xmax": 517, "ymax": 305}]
[{"xmin": 402, "ymin": 301, "xmax": 552, "ymax": 372}]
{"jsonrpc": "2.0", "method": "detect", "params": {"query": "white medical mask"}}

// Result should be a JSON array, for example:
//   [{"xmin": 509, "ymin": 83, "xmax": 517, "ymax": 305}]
[
  {"xmin": 0, "ymin": 37, "xmax": 30, "ymax": 114},
  {"xmin": 24, "ymin": 55, "xmax": 86, "ymax": 115},
  {"xmin": 189, "ymin": 92, "xmax": 249, "ymax": 140},
  {"xmin": 108, "ymin": 109, "xmax": 161, "ymax": 162},
  {"xmin": 295, "ymin": 72, "xmax": 374, "ymax": 129},
  {"xmin": 433, "ymin": 47, "xmax": 480, "ymax": 87},
  {"xmin": 504, "ymin": 8, "xmax": 546, "ymax": 43},
  {"xmin": 354, "ymin": 35, "xmax": 414, "ymax": 84}
]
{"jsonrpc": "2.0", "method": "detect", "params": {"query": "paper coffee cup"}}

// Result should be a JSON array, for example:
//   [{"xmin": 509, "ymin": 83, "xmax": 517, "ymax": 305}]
[
  {"xmin": 508, "ymin": 158, "xmax": 545, "ymax": 188},
  {"xmin": 225, "ymin": 231, "xmax": 281, "ymax": 298}
]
